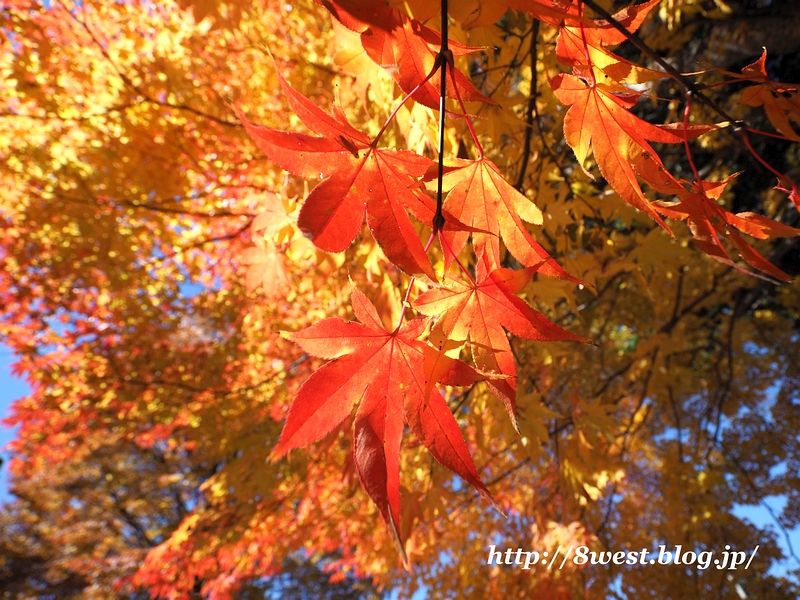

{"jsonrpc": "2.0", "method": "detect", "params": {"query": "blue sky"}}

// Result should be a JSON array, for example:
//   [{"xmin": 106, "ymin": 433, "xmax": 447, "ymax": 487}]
[{"xmin": 0, "ymin": 346, "xmax": 26, "ymax": 503}]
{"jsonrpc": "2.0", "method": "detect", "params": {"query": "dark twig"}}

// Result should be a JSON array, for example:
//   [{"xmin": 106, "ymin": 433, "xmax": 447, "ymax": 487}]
[
  {"xmin": 515, "ymin": 21, "xmax": 540, "ymax": 191},
  {"xmin": 579, "ymin": 0, "xmax": 735, "ymax": 123},
  {"xmin": 434, "ymin": 0, "xmax": 452, "ymax": 234}
]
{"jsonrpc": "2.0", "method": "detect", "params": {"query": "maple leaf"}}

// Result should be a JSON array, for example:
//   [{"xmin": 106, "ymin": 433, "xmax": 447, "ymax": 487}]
[
  {"xmin": 235, "ymin": 74, "xmax": 439, "ymax": 280},
  {"xmin": 552, "ymin": 73, "xmax": 712, "ymax": 233},
  {"xmin": 718, "ymin": 50, "xmax": 800, "ymax": 143},
  {"xmin": 273, "ymin": 287, "xmax": 502, "ymax": 562},
  {"xmin": 627, "ymin": 146, "xmax": 799, "ymax": 280},
  {"xmin": 9, "ymin": 0, "xmax": 800, "ymax": 597},
  {"xmin": 555, "ymin": 0, "xmax": 668, "ymax": 85},
  {"xmin": 238, "ymin": 237, "xmax": 290, "ymax": 296},
  {"xmin": 320, "ymin": 0, "xmax": 494, "ymax": 109},
  {"xmin": 448, "ymin": 0, "xmax": 509, "ymax": 28},
  {"xmin": 175, "ymin": 0, "xmax": 245, "ymax": 29},
  {"xmin": 361, "ymin": 17, "xmax": 495, "ymax": 110},
  {"xmin": 238, "ymin": 193, "xmax": 295, "ymax": 296},
  {"xmin": 647, "ymin": 173, "xmax": 799, "ymax": 282},
  {"xmin": 432, "ymin": 157, "xmax": 578, "ymax": 281},
  {"xmin": 414, "ymin": 261, "xmax": 586, "ymax": 432},
  {"xmin": 250, "ymin": 191, "xmax": 295, "ymax": 245},
  {"xmin": 505, "ymin": 0, "xmax": 584, "ymax": 25},
  {"xmin": 317, "ymin": 0, "xmax": 397, "ymax": 32},
  {"xmin": 557, "ymin": 27, "xmax": 667, "ymax": 85},
  {"xmin": 579, "ymin": 0, "xmax": 659, "ymax": 46},
  {"xmin": 506, "ymin": 0, "xmax": 654, "ymax": 28}
]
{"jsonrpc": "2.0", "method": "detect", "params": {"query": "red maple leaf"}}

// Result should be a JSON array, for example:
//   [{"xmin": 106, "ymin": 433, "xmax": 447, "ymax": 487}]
[
  {"xmin": 319, "ymin": 0, "xmax": 493, "ymax": 109},
  {"xmin": 625, "ymin": 146, "xmax": 799, "ymax": 281},
  {"xmin": 236, "ymin": 73, "xmax": 439, "ymax": 280},
  {"xmin": 413, "ymin": 261, "xmax": 586, "ymax": 432},
  {"xmin": 647, "ymin": 173, "xmax": 799, "ymax": 282},
  {"xmin": 432, "ymin": 157, "xmax": 579, "ymax": 281},
  {"xmin": 552, "ymin": 72, "xmax": 712, "ymax": 232},
  {"xmin": 273, "ymin": 287, "xmax": 502, "ymax": 564}
]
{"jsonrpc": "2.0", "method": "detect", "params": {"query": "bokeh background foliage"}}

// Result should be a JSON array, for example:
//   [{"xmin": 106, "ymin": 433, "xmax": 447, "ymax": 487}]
[{"xmin": 0, "ymin": 0, "xmax": 799, "ymax": 598}]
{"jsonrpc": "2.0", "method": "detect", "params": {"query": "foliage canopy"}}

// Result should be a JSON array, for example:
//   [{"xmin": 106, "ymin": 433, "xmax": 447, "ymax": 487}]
[{"xmin": 1, "ymin": 0, "xmax": 800, "ymax": 598}]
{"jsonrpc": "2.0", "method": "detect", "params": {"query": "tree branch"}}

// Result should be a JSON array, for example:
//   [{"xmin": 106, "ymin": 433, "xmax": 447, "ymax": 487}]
[{"xmin": 514, "ymin": 21, "xmax": 540, "ymax": 192}]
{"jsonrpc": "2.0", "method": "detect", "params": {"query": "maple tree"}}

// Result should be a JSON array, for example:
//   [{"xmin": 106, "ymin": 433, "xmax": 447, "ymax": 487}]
[{"xmin": 1, "ymin": 0, "xmax": 800, "ymax": 598}]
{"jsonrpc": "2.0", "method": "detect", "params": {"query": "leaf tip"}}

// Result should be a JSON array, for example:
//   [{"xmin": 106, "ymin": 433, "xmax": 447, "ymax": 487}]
[
  {"xmin": 485, "ymin": 492, "xmax": 507, "ymax": 520},
  {"xmin": 268, "ymin": 446, "xmax": 286, "ymax": 464},
  {"xmin": 387, "ymin": 505, "xmax": 410, "ymax": 571}
]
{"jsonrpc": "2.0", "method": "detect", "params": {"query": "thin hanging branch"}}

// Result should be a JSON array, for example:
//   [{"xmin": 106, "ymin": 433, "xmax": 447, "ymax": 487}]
[
  {"xmin": 514, "ymin": 20, "xmax": 540, "ymax": 191},
  {"xmin": 579, "ymin": 0, "xmax": 734, "ymax": 122},
  {"xmin": 433, "ymin": 0, "xmax": 451, "ymax": 234}
]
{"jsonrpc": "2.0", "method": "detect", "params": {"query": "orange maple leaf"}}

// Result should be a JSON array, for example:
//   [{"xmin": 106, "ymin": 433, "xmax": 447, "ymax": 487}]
[
  {"xmin": 432, "ymin": 157, "xmax": 577, "ymax": 280},
  {"xmin": 552, "ymin": 72, "xmax": 712, "ymax": 232},
  {"xmin": 720, "ymin": 49, "xmax": 800, "ymax": 143},
  {"xmin": 236, "ymin": 74, "xmax": 440, "ymax": 279},
  {"xmin": 649, "ymin": 173, "xmax": 799, "ymax": 282},
  {"xmin": 238, "ymin": 238, "xmax": 290, "ymax": 296},
  {"xmin": 274, "ymin": 287, "xmax": 502, "ymax": 565},
  {"xmin": 320, "ymin": 0, "xmax": 494, "ymax": 109},
  {"xmin": 414, "ymin": 261, "xmax": 586, "ymax": 431}
]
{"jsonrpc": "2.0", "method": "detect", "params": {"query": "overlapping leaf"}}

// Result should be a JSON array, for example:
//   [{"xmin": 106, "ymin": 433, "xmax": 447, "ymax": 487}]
[
  {"xmin": 555, "ymin": 0, "xmax": 667, "ymax": 84},
  {"xmin": 549, "ymin": 5, "xmax": 799, "ymax": 281},
  {"xmin": 630, "ymin": 151, "xmax": 799, "ymax": 280},
  {"xmin": 414, "ymin": 261, "xmax": 586, "ymax": 432},
  {"xmin": 236, "ymin": 74, "xmax": 439, "ymax": 279},
  {"xmin": 238, "ymin": 237, "xmax": 290, "ymax": 296},
  {"xmin": 432, "ymin": 157, "xmax": 577, "ymax": 280},
  {"xmin": 718, "ymin": 50, "xmax": 800, "ymax": 143},
  {"xmin": 505, "ymin": 0, "xmax": 657, "ymax": 29},
  {"xmin": 274, "ymin": 287, "xmax": 501, "ymax": 562},
  {"xmin": 639, "ymin": 168, "xmax": 800, "ymax": 281},
  {"xmin": 716, "ymin": 50, "xmax": 800, "ymax": 209},
  {"xmin": 505, "ymin": 0, "xmax": 586, "ymax": 26},
  {"xmin": 552, "ymin": 73, "xmax": 712, "ymax": 233},
  {"xmin": 319, "ymin": 0, "xmax": 494, "ymax": 109}
]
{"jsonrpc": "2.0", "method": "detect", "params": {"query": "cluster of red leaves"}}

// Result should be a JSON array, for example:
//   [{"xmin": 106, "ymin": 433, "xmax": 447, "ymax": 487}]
[
  {"xmin": 550, "ymin": 0, "xmax": 800, "ymax": 280},
  {"xmin": 237, "ymin": 0, "xmax": 591, "ymax": 562},
  {"xmin": 237, "ymin": 0, "xmax": 800, "ymax": 563}
]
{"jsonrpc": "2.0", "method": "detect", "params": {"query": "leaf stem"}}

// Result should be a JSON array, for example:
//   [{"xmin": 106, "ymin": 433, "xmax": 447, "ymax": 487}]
[
  {"xmin": 576, "ymin": 3, "xmax": 596, "ymax": 85},
  {"xmin": 433, "ymin": 0, "xmax": 450, "ymax": 233},
  {"xmin": 514, "ymin": 21, "xmax": 539, "ymax": 191},
  {"xmin": 683, "ymin": 93, "xmax": 702, "ymax": 184},
  {"xmin": 393, "ymin": 232, "xmax": 437, "ymax": 334},
  {"xmin": 580, "ymin": 0, "xmax": 798, "ymax": 202},
  {"xmin": 742, "ymin": 126, "xmax": 799, "ymax": 143},
  {"xmin": 439, "ymin": 233, "xmax": 476, "ymax": 286},
  {"xmin": 737, "ymin": 128, "xmax": 799, "ymax": 199},
  {"xmin": 447, "ymin": 61, "xmax": 484, "ymax": 159},
  {"xmin": 701, "ymin": 79, "xmax": 739, "ymax": 90},
  {"xmin": 579, "ymin": 0, "xmax": 734, "ymax": 122},
  {"xmin": 391, "ymin": 0, "xmax": 453, "ymax": 334},
  {"xmin": 372, "ymin": 60, "xmax": 441, "ymax": 148}
]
